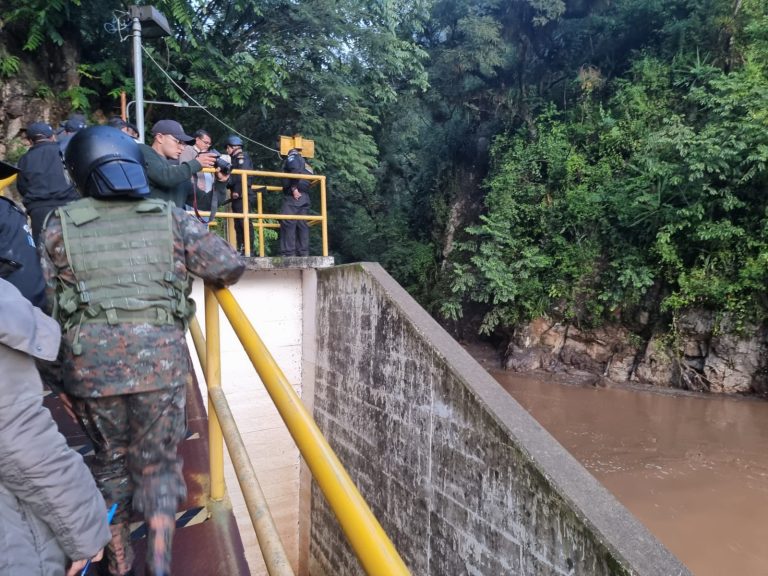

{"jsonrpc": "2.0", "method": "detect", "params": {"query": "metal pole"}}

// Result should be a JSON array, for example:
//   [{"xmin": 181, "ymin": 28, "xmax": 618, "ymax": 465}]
[
  {"xmin": 205, "ymin": 286, "xmax": 226, "ymax": 501},
  {"xmin": 320, "ymin": 176, "xmax": 328, "ymax": 257},
  {"xmin": 132, "ymin": 16, "xmax": 145, "ymax": 142}
]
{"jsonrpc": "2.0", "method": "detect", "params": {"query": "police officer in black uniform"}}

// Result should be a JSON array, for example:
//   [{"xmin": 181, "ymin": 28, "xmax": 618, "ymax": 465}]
[
  {"xmin": 223, "ymin": 135, "xmax": 254, "ymax": 253},
  {"xmin": 0, "ymin": 160, "xmax": 46, "ymax": 308}
]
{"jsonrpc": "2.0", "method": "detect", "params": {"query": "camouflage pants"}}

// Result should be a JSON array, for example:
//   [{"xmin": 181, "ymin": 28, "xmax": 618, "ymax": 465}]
[{"xmin": 72, "ymin": 387, "xmax": 187, "ymax": 576}]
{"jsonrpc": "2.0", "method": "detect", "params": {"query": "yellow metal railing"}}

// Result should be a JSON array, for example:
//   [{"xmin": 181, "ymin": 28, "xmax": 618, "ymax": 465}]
[
  {"xmin": 189, "ymin": 307, "xmax": 294, "ymax": 576},
  {"xmin": 193, "ymin": 169, "xmax": 328, "ymax": 258},
  {"xmin": 189, "ymin": 285, "xmax": 411, "ymax": 576}
]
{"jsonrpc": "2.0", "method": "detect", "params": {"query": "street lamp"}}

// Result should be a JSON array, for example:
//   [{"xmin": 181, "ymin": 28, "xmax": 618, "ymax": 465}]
[{"xmin": 128, "ymin": 5, "xmax": 171, "ymax": 142}]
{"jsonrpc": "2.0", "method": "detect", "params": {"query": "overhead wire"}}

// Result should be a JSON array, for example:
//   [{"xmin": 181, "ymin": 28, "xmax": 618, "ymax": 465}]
[
  {"xmin": 108, "ymin": 11, "xmax": 281, "ymax": 157},
  {"xmin": 140, "ymin": 46, "xmax": 281, "ymax": 157}
]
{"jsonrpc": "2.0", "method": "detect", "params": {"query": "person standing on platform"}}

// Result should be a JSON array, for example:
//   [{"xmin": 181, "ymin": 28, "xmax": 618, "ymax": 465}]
[
  {"xmin": 280, "ymin": 147, "xmax": 313, "ymax": 257},
  {"xmin": 179, "ymin": 129, "xmax": 220, "ymax": 220},
  {"xmin": 16, "ymin": 122, "xmax": 80, "ymax": 242},
  {"xmin": 223, "ymin": 135, "xmax": 254, "ymax": 254},
  {"xmin": 40, "ymin": 126, "xmax": 245, "ymax": 576}
]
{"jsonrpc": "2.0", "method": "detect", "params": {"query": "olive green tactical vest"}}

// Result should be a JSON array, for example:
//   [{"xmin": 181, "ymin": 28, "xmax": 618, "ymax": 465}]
[{"xmin": 57, "ymin": 198, "xmax": 193, "ymax": 346}]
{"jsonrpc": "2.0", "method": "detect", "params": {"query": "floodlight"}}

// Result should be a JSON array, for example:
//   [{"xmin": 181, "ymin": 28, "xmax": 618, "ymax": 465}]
[{"xmin": 128, "ymin": 5, "xmax": 171, "ymax": 38}]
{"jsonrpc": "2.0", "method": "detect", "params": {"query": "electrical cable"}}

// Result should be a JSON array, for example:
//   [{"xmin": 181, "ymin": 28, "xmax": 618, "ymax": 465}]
[
  {"xmin": 141, "ymin": 45, "xmax": 281, "ymax": 157},
  {"xmin": 106, "ymin": 11, "xmax": 282, "ymax": 157}
]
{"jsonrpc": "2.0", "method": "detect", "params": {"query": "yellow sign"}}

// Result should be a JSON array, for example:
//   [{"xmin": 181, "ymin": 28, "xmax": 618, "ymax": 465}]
[{"xmin": 280, "ymin": 135, "xmax": 314, "ymax": 158}]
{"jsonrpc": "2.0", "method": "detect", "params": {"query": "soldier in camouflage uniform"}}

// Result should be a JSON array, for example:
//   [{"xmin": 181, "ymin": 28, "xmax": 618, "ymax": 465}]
[{"xmin": 40, "ymin": 126, "xmax": 244, "ymax": 576}]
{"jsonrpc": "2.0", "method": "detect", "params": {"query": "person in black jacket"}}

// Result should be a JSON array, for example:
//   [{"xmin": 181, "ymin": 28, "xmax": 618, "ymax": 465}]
[
  {"xmin": 0, "ymin": 191, "xmax": 46, "ymax": 309},
  {"xmin": 223, "ymin": 135, "xmax": 254, "ymax": 254},
  {"xmin": 57, "ymin": 114, "xmax": 88, "ymax": 157},
  {"xmin": 16, "ymin": 122, "xmax": 80, "ymax": 242},
  {"xmin": 280, "ymin": 148, "xmax": 313, "ymax": 257}
]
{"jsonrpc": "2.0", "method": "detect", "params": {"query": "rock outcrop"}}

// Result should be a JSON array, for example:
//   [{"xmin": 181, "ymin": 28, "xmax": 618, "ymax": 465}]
[{"xmin": 504, "ymin": 311, "xmax": 768, "ymax": 395}]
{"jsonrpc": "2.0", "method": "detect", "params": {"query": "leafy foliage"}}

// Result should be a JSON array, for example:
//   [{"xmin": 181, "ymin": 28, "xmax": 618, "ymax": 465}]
[
  {"xmin": 443, "ymin": 7, "xmax": 768, "ymax": 334},
  {"xmin": 3, "ymin": 0, "xmax": 768, "ymax": 344},
  {"xmin": 4, "ymin": 0, "xmax": 81, "ymax": 51},
  {"xmin": 0, "ymin": 55, "xmax": 21, "ymax": 77}
]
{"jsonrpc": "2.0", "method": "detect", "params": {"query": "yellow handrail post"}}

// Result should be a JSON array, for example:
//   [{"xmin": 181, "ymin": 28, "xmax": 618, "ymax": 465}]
[
  {"xmin": 189, "ymin": 314, "xmax": 296, "ymax": 576},
  {"xmin": 205, "ymin": 286, "xmax": 226, "ymax": 501},
  {"xmin": 320, "ymin": 176, "xmax": 328, "ymax": 257},
  {"xmin": 213, "ymin": 288, "xmax": 410, "ymax": 575},
  {"xmin": 257, "ymin": 189, "xmax": 265, "ymax": 257},
  {"xmin": 242, "ymin": 172, "xmax": 251, "ymax": 257},
  {"xmin": 208, "ymin": 387, "xmax": 296, "ymax": 576},
  {"xmin": 227, "ymin": 215, "xmax": 236, "ymax": 250}
]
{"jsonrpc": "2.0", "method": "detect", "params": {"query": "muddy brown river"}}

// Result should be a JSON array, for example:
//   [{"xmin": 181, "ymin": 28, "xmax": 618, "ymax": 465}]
[{"xmin": 469, "ymin": 348, "xmax": 768, "ymax": 576}]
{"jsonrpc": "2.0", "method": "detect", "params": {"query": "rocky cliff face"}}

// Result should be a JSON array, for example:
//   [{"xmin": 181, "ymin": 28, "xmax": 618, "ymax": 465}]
[
  {"xmin": 504, "ymin": 313, "xmax": 768, "ymax": 395},
  {"xmin": 0, "ymin": 28, "xmax": 80, "ymax": 161}
]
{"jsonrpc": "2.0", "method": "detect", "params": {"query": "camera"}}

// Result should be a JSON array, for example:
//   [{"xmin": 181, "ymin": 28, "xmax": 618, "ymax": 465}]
[{"xmin": 209, "ymin": 150, "xmax": 231, "ymax": 175}]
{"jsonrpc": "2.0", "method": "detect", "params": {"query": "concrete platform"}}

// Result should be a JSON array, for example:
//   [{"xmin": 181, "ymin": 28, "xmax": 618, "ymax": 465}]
[{"xmin": 244, "ymin": 256, "xmax": 335, "ymax": 270}]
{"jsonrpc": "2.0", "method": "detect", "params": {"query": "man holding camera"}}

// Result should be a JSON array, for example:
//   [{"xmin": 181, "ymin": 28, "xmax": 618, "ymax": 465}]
[
  {"xmin": 179, "ymin": 129, "xmax": 227, "ymax": 221},
  {"xmin": 140, "ymin": 120, "xmax": 227, "ymax": 208}
]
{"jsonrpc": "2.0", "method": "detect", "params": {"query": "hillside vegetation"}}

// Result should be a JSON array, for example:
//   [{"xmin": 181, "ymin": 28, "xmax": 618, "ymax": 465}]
[{"xmin": 3, "ymin": 0, "xmax": 768, "ymax": 352}]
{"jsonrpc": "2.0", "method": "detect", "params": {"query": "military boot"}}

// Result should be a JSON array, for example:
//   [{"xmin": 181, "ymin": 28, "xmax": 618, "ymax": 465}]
[{"xmin": 145, "ymin": 513, "xmax": 175, "ymax": 576}]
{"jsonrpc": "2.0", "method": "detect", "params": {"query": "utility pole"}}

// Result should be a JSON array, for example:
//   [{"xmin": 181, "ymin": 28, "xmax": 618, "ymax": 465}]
[
  {"xmin": 128, "ymin": 5, "xmax": 171, "ymax": 143},
  {"xmin": 131, "ymin": 12, "xmax": 144, "ymax": 142}
]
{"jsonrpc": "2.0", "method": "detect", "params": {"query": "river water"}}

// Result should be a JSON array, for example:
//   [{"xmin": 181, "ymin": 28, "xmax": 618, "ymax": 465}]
[{"xmin": 468, "ymin": 346, "xmax": 768, "ymax": 576}]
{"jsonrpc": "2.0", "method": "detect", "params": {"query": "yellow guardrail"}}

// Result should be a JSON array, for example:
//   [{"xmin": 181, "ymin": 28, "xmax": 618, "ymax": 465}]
[
  {"xmin": 189, "ymin": 305, "xmax": 295, "ymax": 576},
  {"xmin": 195, "ymin": 169, "xmax": 328, "ymax": 258},
  {"xmin": 190, "ymin": 284, "xmax": 411, "ymax": 576}
]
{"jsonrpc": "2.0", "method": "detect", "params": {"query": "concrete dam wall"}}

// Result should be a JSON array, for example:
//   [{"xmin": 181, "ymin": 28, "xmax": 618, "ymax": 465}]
[{"xmin": 308, "ymin": 263, "xmax": 690, "ymax": 576}]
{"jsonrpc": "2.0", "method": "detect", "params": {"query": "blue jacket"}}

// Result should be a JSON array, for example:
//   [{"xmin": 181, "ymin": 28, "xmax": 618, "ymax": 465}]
[{"xmin": 0, "ymin": 197, "xmax": 46, "ymax": 308}]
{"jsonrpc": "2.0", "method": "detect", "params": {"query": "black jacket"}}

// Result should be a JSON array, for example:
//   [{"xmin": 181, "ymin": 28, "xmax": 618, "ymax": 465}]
[
  {"xmin": 282, "ymin": 152, "xmax": 312, "ymax": 195},
  {"xmin": 227, "ymin": 149, "xmax": 254, "ymax": 202},
  {"xmin": 16, "ymin": 141, "xmax": 78, "ymax": 208},
  {"xmin": 0, "ymin": 197, "xmax": 46, "ymax": 308}
]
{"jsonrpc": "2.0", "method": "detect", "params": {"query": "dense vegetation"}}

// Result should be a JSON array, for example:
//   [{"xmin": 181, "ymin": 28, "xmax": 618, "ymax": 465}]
[{"xmin": 3, "ymin": 0, "xmax": 768, "ymax": 341}]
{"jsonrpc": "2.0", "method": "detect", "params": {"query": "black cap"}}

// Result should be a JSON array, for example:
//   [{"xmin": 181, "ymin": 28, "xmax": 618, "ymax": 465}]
[
  {"xmin": 224, "ymin": 135, "xmax": 243, "ymax": 147},
  {"xmin": 64, "ymin": 118, "xmax": 87, "ymax": 132},
  {"xmin": 26, "ymin": 122, "xmax": 54, "ymax": 141},
  {"xmin": 107, "ymin": 116, "xmax": 128, "ymax": 129},
  {"xmin": 151, "ymin": 119, "xmax": 194, "ymax": 143}
]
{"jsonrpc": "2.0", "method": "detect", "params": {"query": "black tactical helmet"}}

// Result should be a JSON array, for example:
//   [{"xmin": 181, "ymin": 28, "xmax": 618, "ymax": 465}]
[
  {"xmin": 223, "ymin": 135, "xmax": 243, "ymax": 147},
  {"xmin": 65, "ymin": 126, "xmax": 149, "ymax": 199}
]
